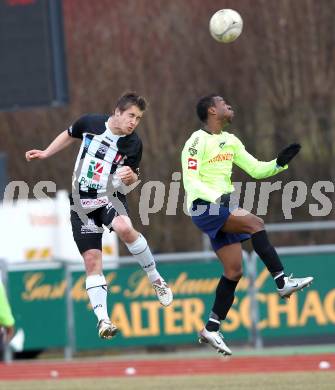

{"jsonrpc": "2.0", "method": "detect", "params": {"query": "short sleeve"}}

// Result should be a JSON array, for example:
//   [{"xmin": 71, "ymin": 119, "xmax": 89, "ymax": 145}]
[
  {"xmin": 67, "ymin": 115, "xmax": 91, "ymax": 140},
  {"xmin": 125, "ymin": 138, "xmax": 143, "ymax": 174}
]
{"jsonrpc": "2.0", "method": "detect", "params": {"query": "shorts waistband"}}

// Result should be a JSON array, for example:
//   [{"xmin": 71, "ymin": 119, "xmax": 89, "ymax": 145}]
[{"xmin": 193, "ymin": 193, "xmax": 231, "ymax": 207}]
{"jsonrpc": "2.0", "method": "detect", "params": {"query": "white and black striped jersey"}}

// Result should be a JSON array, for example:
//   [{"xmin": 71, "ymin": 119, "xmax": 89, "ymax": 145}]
[{"xmin": 68, "ymin": 114, "xmax": 142, "ymax": 199}]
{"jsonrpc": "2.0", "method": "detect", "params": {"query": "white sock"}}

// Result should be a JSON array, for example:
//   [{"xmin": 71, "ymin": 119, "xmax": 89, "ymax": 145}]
[
  {"xmin": 126, "ymin": 234, "xmax": 161, "ymax": 283},
  {"xmin": 85, "ymin": 274, "xmax": 109, "ymax": 322}
]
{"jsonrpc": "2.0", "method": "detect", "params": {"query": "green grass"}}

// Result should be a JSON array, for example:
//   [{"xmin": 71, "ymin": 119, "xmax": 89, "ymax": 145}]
[{"xmin": 1, "ymin": 372, "xmax": 334, "ymax": 390}]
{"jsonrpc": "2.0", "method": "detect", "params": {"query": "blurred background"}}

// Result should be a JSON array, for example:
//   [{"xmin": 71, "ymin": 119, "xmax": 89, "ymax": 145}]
[
  {"xmin": 0, "ymin": 0, "xmax": 334, "ymax": 252},
  {"xmin": 0, "ymin": 0, "xmax": 334, "ymax": 367}
]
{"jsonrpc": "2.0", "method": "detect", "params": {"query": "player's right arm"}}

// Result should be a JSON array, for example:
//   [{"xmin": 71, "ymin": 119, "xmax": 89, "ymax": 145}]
[
  {"xmin": 25, "ymin": 115, "xmax": 90, "ymax": 162},
  {"xmin": 181, "ymin": 133, "xmax": 220, "ymax": 204},
  {"xmin": 25, "ymin": 130, "xmax": 75, "ymax": 161}
]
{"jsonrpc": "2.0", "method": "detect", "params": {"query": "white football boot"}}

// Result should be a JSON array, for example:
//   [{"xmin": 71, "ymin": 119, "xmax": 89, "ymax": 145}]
[
  {"xmin": 97, "ymin": 319, "xmax": 118, "ymax": 339},
  {"xmin": 277, "ymin": 274, "xmax": 314, "ymax": 299},
  {"xmin": 152, "ymin": 278, "xmax": 173, "ymax": 306},
  {"xmin": 198, "ymin": 327, "xmax": 232, "ymax": 355}
]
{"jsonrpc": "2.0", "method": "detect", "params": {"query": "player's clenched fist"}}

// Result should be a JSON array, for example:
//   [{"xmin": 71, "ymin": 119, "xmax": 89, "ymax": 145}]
[
  {"xmin": 25, "ymin": 149, "xmax": 48, "ymax": 161},
  {"xmin": 116, "ymin": 166, "xmax": 137, "ymax": 185}
]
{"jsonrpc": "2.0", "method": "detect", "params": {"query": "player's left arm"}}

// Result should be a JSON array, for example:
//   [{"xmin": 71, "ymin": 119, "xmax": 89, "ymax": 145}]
[
  {"xmin": 118, "ymin": 139, "xmax": 142, "ymax": 185},
  {"xmin": 117, "ymin": 166, "xmax": 138, "ymax": 185},
  {"xmin": 233, "ymin": 136, "xmax": 300, "ymax": 179}
]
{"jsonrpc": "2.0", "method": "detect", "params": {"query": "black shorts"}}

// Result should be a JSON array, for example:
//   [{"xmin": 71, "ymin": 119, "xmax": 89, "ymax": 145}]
[{"xmin": 70, "ymin": 194, "xmax": 128, "ymax": 254}]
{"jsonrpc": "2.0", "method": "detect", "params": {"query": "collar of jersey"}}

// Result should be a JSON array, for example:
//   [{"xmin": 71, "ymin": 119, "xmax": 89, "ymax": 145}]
[
  {"xmin": 105, "ymin": 120, "xmax": 126, "ymax": 138},
  {"xmin": 201, "ymin": 128, "xmax": 224, "ymax": 135}
]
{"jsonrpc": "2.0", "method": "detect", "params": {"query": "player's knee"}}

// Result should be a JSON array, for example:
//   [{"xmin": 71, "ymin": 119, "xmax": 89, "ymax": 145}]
[
  {"xmin": 247, "ymin": 215, "xmax": 264, "ymax": 234},
  {"xmin": 254, "ymin": 216, "xmax": 265, "ymax": 231},
  {"xmin": 83, "ymin": 251, "xmax": 101, "ymax": 274},
  {"xmin": 225, "ymin": 268, "xmax": 243, "ymax": 281},
  {"xmin": 112, "ymin": 216, "xmax": 135, "ymax": 242}
]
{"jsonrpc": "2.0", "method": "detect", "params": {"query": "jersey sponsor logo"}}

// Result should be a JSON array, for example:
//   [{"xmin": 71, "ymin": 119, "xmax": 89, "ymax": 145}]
[
  {"xmin": 208, "ymin": 153, "xmax": 233, "ymax": 163},
  {"xmin": 79, "ymin": 176, "xmax": 103, "ymax": 190},
  {"xmin": 97, "ymin": 143, "xmax": 109, "ymax": 155},
  {"xmin": 219, "ymin": 142, "xmax": 226, "ymax": 149},
  {"xmin": 80, "ymin": 196, "xmax": 109, "ymax": 209},
  {"xmin": 105, "ymin": 136, "xmax": 114, "ymax": 143},
  {"xmin": 84, "ymin": 137, "xmax": 92, "ymax": 148},
  {"xmin": 87, "ymin": 160, "xmax": 104, "ymax": 181},
  {"xmin": 188, "ymin": 158, "xmax": 198, "ymax": 170},
  {"xmin": 188, "ymin": 147, "xmax": 197, "ymax": 156},
  {"xmin": 191, "ymin": 137, "xmax": 199, "ymax": 148},
  {"xmin": 80, "ymin": 219, "xmax": 100, "ymax": 234},
  {"xmin": 188, "ymin": 137, "xmax": 199, "ymax": 157},
  {"xmin": 113, "ymin": 153, "xmax": 124, "ymax": 164}
]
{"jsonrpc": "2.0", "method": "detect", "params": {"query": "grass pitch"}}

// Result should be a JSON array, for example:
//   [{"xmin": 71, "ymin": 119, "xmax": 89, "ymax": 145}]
[{"xmin": 0, "ymin": 372, "xmax": 334, "ymax": 390}]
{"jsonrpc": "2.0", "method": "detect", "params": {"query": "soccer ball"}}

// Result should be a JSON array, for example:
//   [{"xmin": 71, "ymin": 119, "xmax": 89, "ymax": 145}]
[{"xmin": 209, "ymin": 9, "xmax": 243, "ymax": 43}]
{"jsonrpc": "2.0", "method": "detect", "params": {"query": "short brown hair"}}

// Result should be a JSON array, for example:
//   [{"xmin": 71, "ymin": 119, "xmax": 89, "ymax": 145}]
[{"xmin": 115, "ymin": 91, "xmax": 147, "ymax": 112}]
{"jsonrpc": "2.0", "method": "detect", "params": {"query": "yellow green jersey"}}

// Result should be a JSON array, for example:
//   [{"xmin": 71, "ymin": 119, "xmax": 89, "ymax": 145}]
[
  {"xmin": 181, "ymin": 129, "xmax": 287, "ymax": 210},
  {"xmin": 0, "ymin": 281, "xmax": 15, "ymax": 327}
]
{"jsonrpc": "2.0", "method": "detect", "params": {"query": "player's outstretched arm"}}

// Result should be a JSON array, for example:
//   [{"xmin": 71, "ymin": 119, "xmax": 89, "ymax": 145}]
[
  {"xmin": 232, "ymin": 134, "xmax": 292, "ymax": 179},
  {"xmin": 25, "ymin": 130, "xmax": 76, "ymax": 161},
  {"xmin": 276, "ymin": 143, "xmax": 301, "ymax": 167}
]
